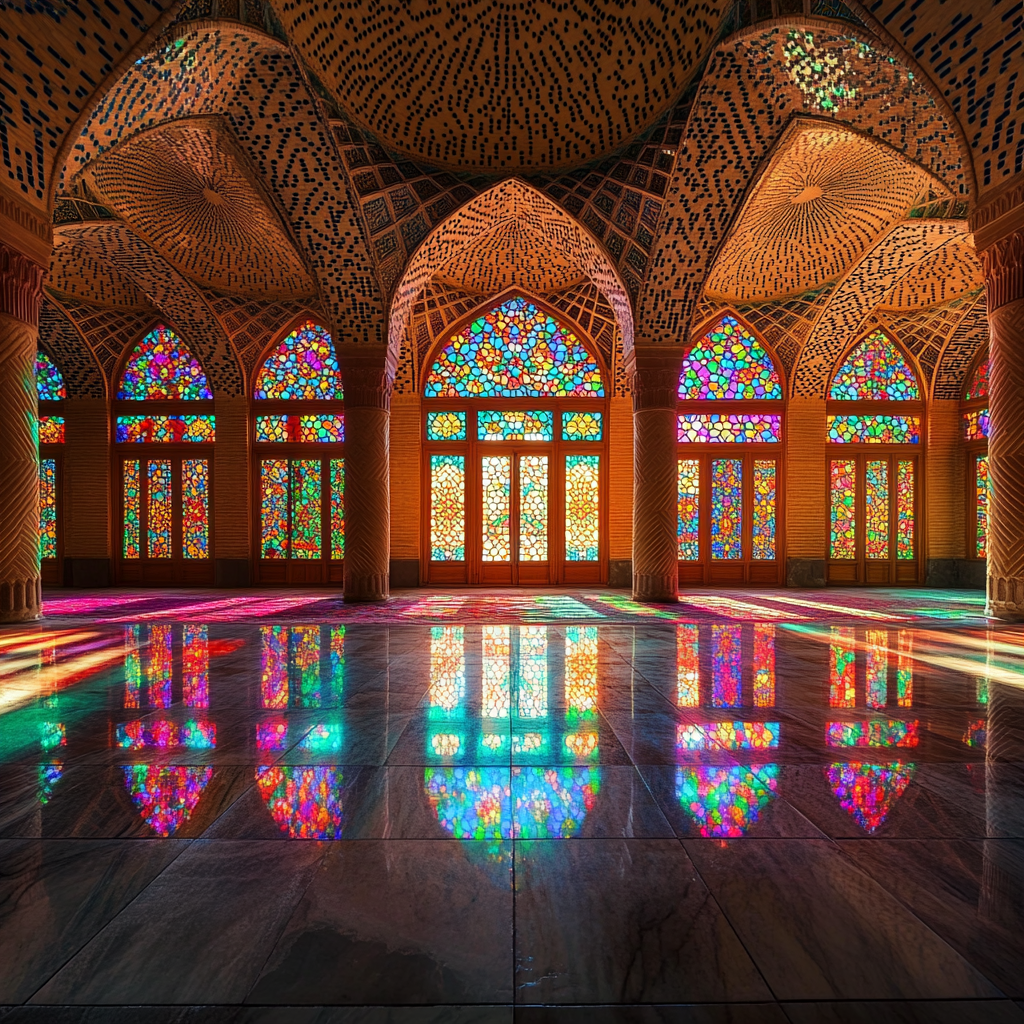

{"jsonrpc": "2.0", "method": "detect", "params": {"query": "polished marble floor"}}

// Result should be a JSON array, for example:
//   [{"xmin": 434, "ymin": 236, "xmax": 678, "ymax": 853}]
[{"xmin": 0, "ymin": 588, "xmax": 1022, "ymax": 1022}]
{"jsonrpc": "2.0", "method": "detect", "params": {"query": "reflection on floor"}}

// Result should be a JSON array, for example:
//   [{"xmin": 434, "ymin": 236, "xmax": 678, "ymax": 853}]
[{"xmin": 0, "ymin": 592, "xmax": 1022, "ymax": 1021}]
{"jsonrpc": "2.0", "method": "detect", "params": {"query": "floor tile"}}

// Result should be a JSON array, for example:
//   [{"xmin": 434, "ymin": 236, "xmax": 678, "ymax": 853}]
[{"xmin": 779, "ymin": 1000, "xmax": 1024, "ymax": 1023}]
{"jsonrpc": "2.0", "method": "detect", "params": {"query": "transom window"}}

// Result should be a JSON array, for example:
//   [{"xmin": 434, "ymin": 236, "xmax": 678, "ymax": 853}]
[
  {"xmin": 115, "ymin": 326, "xmax": 214, "ymax": 585},
  {"xmin": 424, "ymin": 296, "xmax": 607, "ymax": 586},
  {"xmin": 961, "ymin": 352, "xmax": 989, "ymax": 561},
  {"xmin": 826, "ymin": 330, "xmax": 922, "ymax": 585},
  {"xmin": 676, "ymin": 315, "xmax": 784, "ymax": 586},
  {"xmin": 253, "ymin": 321, "xmax": 345, "ymax": 586},
  {"xmin": 36, "ymin": 351, "xmax": 66, "ymax": 584}
]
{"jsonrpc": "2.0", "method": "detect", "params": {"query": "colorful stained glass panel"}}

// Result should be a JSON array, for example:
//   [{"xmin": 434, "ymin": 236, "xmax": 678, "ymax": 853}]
[
  {"xmin": 677, "ymin": 624, "xmax": 699, "ymax": 706},
  {"xmin": 865, "ymin": 460, "xmax": 890, "ymax": 559},
  {"xmin": 752, "ymin": 460, "xmax": 776, "ymax": 560},
  {"xmin": 753, "ymin": 624, "xmax": 776, "ymax": 706},
  {"xmin": 712, "ymin": 624, "xmax": 741, "ymax": 707},
  {"xmin": 962, "ymin": 409, "xmax": 989, "ymax": 441},
  {"xmin": 519, "ymin": 455, "xmax": 548, "ymax": 561},
  {"xmin": 677, "ymin": 458, "xmax": 699, "ymax": 561},
  {"xmin": 430, "ymin": 455, "xmax": 465, "ymax": 561},
  {"xmin": 254, "ymin": 322, "xmax": 340, "ymax": 400},
  {"xmin": 290, "ymin": 460, "xmax": 322, "ymax": 559},
  {"xmin": 565, "ymin": 455, "xmax": 599, "ymax": 561},
  {"xmin": 481, "ymin": 455, "xmax": 511, "ymax": 561},
  {"xmin": 255, "ymin": 414, "xmax": 344, "ymax": 443},
  {"xmin": 829, "ymin": 331, "xmax": 919, "ymax": 401},
  {"xmin": 426, "ymin": 411, "xmax": 467, "ymax": 440},
  {"xmin": 182, "ymin": 459, "xmax": 209, "ymax": 559},
  {"xmin": 147, "ymin": 460, "xmax": 172, "ymax": 559},
  {"xmin": 711, "ymin": 459, "xmax": 742, "ymax": 560},
  {"xmin": 829, "ymin": 627, "xmax": 855, "ymax": 707},
  {"xmin": 331, "ymin": 459, "xmax": 345, "ymax": 559},
  {"xmin": 117, "ymin": 415, "xmax": 215, "ymax": 443},
  {"xmin": 675, "ymin": 765, "xmax": 779, "ymax": 838},
  {"xmin": 827, "ymin": 415, "xmax": 920, "ymax": 444},
  {"xmin": 35, "ymin": 352, "xmax": 66, "ymax": 400},
  {"xmin": 39, "ymin": 416, "xmax": 65, "ymax": 444},
  {"xmin": 976, "ymin": 455, "xmax": 989, "ymax": 559},
  {"xmin": 424, "ymin": 297, "xmax": 604, "ymax": 398},
  {"xmin": 896, "ymin": 460, "xmax": 914, "ymax": 560},
  {"xmin": 965, "ymin": 358, "xmax": 989, "ymax": 400},
  {"xmin": 678, "ymin": 316, "xmax": 782, "ymax": 400},
  {"xmin": 677, "ymin": 414, "xmax": 781, "ymax": 443},
  {"xmin": 260, "ymin": 459, "xmax": 288, "ymax": 558},
  {"xmin": 830, "ymin": 459, "xmax": 855, "ymax": 559},
  {"xmin": 561, "ymin": 411, "xmax": 603, "ymax": 440},
  {"xmin": 478, "ymin": 410, "xmax": 553, "ymax": 441},
  {"xmin": 123, "ymin": 460, "xmax": 141, "ymax": 558},
  {"xmin": 39, "ymin": 458, "xmax": 57, "ymax": 559},
  {"xmin": 118, "ymin": 326, "xmax": 212, "ymax": 400}
]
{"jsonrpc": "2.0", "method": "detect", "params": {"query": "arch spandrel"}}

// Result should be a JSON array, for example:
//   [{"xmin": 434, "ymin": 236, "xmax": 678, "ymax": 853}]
[{"xmin": 37, "ymin": 299, "xmax": 108, "ymax": 400}]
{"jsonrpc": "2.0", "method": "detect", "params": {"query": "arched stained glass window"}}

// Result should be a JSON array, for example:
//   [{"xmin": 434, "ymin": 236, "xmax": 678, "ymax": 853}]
[
  {"xmin": 678, "ymin": 315, "xmax": 782, "ymax": 400},
  {"xmin": 254, "ymin": 321, "xmax": 341, "ymax": 400},
  {"xmin": 35, "ymin": 352, "xmax": 66, "ymax": 400},
  {"xmin": 965, "ymin": 357, "xmax": 989, "ymax": 401},
  {"xmin": 829, "ymin": 330, "xmax": 919, "ymax": 401},
  {"xmin": 962, "ymin": 352, "xmax": 989, "ymax": 559},
  {"xmin": 118, "ymin": 325, "xmax": 212, "ymax": 400},
  {"xmin": 425, "ymin": 296, "xmax": 604, "ymax": 398}
]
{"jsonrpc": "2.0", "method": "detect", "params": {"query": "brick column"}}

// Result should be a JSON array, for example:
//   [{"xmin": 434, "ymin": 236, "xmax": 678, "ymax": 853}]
[
  {"xmin": 0, "ymin": 242, "xmax": 46, "ymax": 621},
  {"xmin": 980, "ymin": 228, "xmax": 1024, "ymax": 620},
  {"xmin": 338, "ymin": 345, "xmax": 393, "ymax": 602},
  {"xmin": 630, "ymin": 347, "xmax": 680, "ymax": 603}
]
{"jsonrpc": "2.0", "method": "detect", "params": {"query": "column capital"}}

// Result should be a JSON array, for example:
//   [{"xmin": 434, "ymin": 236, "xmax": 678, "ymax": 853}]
[
  {"xmin": 0, "ymin": 241, "xmax": 46, "ymax": 326},
  {"xmin": 628, "ymin": 347, "xmax": 682, "ymax": 412},
  {"xmin": 336, "ymin": 344, "xmax": 395, "ymax": 409},
  {"xmin": 981, "ymin": 229, "xmax": 1024, "ymax": 312}
]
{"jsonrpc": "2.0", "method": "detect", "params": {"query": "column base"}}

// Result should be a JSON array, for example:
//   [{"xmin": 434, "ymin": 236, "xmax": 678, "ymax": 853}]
[
  {"xmin": 988, "ymin": 574, "xmax": 1024, "ymax": 622},
  {"xmin": 0, "ymin": 576, "xmax": 42, "ymax": 622},
  {"xmin": 632, "ymin": 572, "xmax": 678, "ymax": 604},
  {"xmin": 344, "ymin": 573, "xmax": 390, "ymax": 603}
]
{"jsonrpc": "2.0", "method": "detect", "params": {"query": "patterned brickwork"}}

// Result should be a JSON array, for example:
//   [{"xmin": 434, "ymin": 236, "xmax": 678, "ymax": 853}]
[
  {"xmin": 933, "ymin": 298, "xmax": 991, "ymax": 402},
  {"xmin": 62, "ymin": 400, "xmax": 111, "ymax": 559},
  {"xmin": 38, "ymin": 300, "xmax": 107, "ymax": 399},
  {"xmin": 926, "ymin": 400, "xmax": 964, "ymax": 560}
]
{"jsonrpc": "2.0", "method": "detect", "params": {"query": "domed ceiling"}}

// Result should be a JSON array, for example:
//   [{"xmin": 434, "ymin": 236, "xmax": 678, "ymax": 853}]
[
  {"xmin": 703, "ymin": 121, "xmax": 947, "ymax": 303},
  {"xmin": 273, "ymin": 0, "xmax": 726, "ymax": 172},
  {"xmin": 78, "ymin": 119, "xmax": 317, "ymax": 302}
]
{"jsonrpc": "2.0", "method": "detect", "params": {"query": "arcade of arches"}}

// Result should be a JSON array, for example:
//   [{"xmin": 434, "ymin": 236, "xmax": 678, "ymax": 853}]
[{"xmin": 1, "ymin": 1, "xmax": 1024, "ymax": 626}]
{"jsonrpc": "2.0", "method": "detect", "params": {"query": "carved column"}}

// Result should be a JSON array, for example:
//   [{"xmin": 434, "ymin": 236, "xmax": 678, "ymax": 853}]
[
  {"xmin": 0, "ymin": 242, "xmax": 46, "ymax": 622},
  {"xmin": 630, "ymin": 348, "xmax": 680, "ymax": 603},
  {"xmin": 339, "ymin": 346, "xmax": 393, "ymax": 602},
  {"xmin": 980, "ymin": 225, "xmax": 1024, "ymax": 620}
]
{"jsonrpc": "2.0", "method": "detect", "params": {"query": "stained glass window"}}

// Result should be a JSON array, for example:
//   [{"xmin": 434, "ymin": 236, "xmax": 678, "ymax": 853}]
[
  {"xmin": 896, "ymin": 460, "xmax": 914, "ymax": 560},
  {"xmin": 962, "ymin": 409, "xmax": 989, "ymax": 441},
  {"xmin": 427, "ymin": 411, "xmax": 467, "ymax": 441},
  {"xmin": 677, "ymin": 413, "xmax": 781, "ymax": 443},
  {"xmin": 260, "ymin": 460, "xmax": 288, "ymax": 558},
  {"xmin": 117, "ymin": 415, "xmax": 216, "ymax": 443},
  {"xmin": 478, "ymin": 410, "xmax": 553, "ymax": 441},
  {"xmin": 182, "ymin": 459, "xmax": 209, "ymax": 559},
  {"xmin": 827, "ymin": 415, "xmax": 920, "ymax": 444},
  {"xmin": 565, "ymin": 455, "xmax": 599, "ymax": 561},
  {"xmin": 711, "ymin": 459, "xmax": 742, "ymax": 560},
  {"xmin": 254, "ymin": 321, "xmax": 340, "ymax": 400},
  {"xmin": 331, "ymin": 459, "xmax": 345, "ymax": 560},
  {"xmin": 39, "ymin": 458, "xmax": 57, "ymax": 559},
  {"xmin": 118, "ymin": 326, "xmax": 212, "ymax": 400},
  {"xmin": 676, "ymin": 765, "xmax": 779, "ymax": 838},
  {"xmin": 865, "ymin": 460, "xmax": 889, "ymax": 559},
  {"xmin": 519, "ymin": 455, "xmax": 548, "ymax": 561},
  {"xmin": 965, "ymin": 358, "xmax": 989, "ymax": 400},
  {"xmin": 147, "ymin": 460, "xmax": 173, "ymax": 558},
  {"xmin": 431, "ymin": 455, "xmax": 465, "ymax": 560},
  {"xmin": 752, "ymin": 460, "xmax": 776, "ymax": 560},
  {"xmin": 678, "ymin": 316, "xmax": 782, "ymax": 400},
  {"xmin": 424, "ymin": 297, "xmax": 604, "ymax": 398},
  {"xmin": 39, "ymin": 416, "xmax": 65, "ymax": 444},
  {"xmin": 829, "ymin": 331, "xmax": 919, "ymax": 401},
  {"xmin": 35, "ymin": 352, "xmax": 66, "ymax": 400},
  {"xmin": 290, "ymin": 460, "xmax": 322, "ymax": 559},
  {"xmin": 677, "ymin": 459, "xmax": 700, "ymax": 561},
  {"xmin": 123, "ymin": 460, "xmax": 141, "ymax": 558},
  {"xmin": 481, "ymin": 455, "xmax": 512, "ymax": 561},
  {"xmin": 829, "ymin": 460, "xmax": 855, "ymax": 559},
  {"xmin": 562, "ymin": 411, "xmax": 603, "ymax": 441},
  {"xmin": 975, "ymin": 455, "xmax": 989, "ymax": 559},
  {"xmin": 255, "ymin": 414, "xmax": 344, "ymax": 443}
]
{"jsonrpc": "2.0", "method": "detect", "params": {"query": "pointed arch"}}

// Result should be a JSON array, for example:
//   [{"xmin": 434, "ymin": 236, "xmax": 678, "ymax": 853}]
[
  {"xmin": 117, "ymin": 325, "xmax": 213, "ymax": 401},
  {"xmin": 828, "ymin": 329, "xmax": 920, "ymax": 402},
  {"xmin": 35, "ymin": 351, "xmax": 67, "ymax": 402},
  {"xmin": 423, "ymin": 293, "xmax": 605, "ymax": 400},
  {"xmin": 679, "ymin": 313, "xmax": 784, "ymax": 401},
  {"xmin": 254, "ymin": 320, "xmax": 342, "ymax": 401}
]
